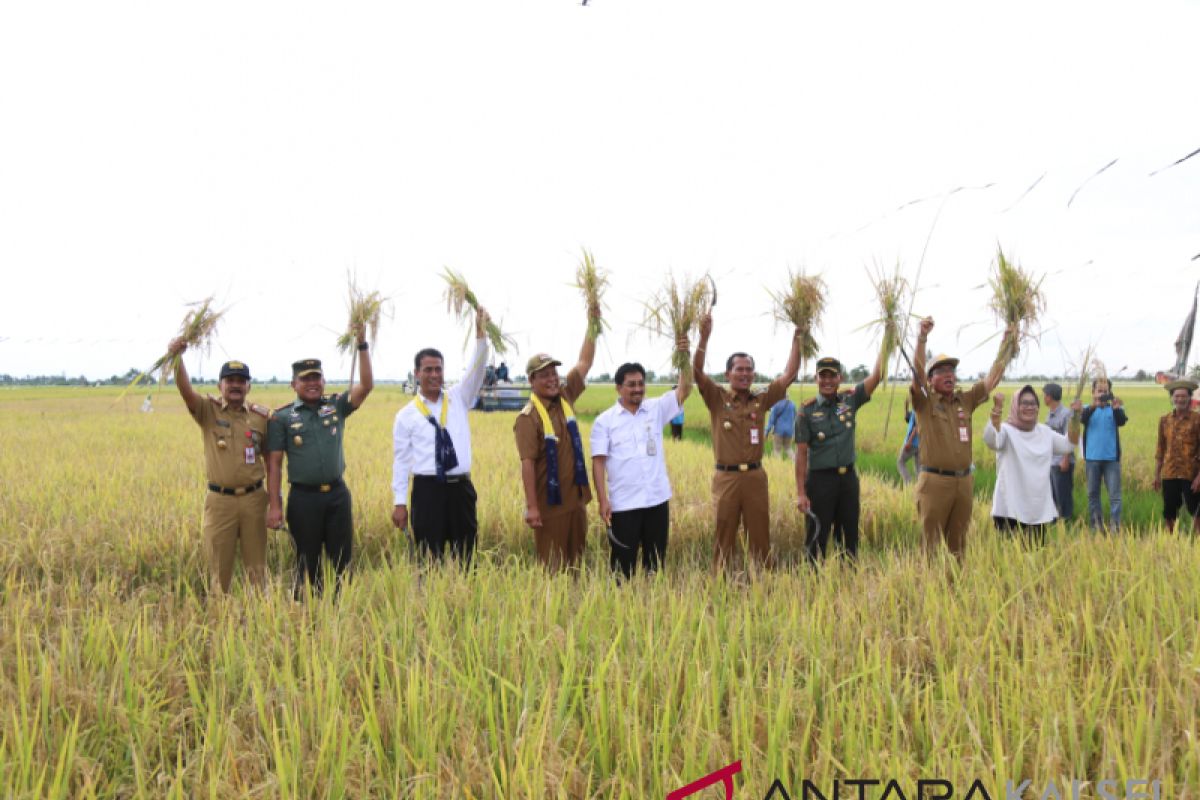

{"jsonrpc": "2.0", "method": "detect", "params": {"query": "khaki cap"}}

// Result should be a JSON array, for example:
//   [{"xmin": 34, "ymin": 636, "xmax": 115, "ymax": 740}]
[
  {"xmin": 926, "ymin": 354, "xmax": 959, "ymax": 376},
  {"xmin": 525, "ymin": 353, "xmax": 562, "ymax": 376}
]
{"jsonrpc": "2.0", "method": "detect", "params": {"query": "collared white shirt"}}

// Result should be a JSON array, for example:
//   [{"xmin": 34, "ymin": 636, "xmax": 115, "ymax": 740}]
[
  {"xmin": 589, "ymin": 389, "xmax": 682, "ymax": 513},
  {"xmin": 392, "ymin": 338, "xmax": 488, "ymax": 504}
]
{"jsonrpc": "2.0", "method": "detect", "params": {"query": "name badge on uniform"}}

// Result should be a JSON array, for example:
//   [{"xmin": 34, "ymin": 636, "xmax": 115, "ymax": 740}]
[
  {"xmin": 959, "ymin": 426, "xmax": 969, "ymax": 443},
  {"xmin": 750, "ymin": 428, "xmax": 760, "ymax": 445},
  {"xmin": 244, "ymin": 446, "xmax": 256, "ymax": 464},
  {"xmin": 646, "ymin": 425, "xmax": 656, "ymax": 456}
]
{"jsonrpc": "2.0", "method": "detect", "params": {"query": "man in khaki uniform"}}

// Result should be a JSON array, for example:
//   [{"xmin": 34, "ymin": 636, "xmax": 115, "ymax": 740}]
[
  {"xmin": 910, "ymin": 317, "xmax": 1008, "ymax": 559},
  {"xmin": 168, "ymin": 339, "xmax": 272, "ymax": 592},
  {"xmin": 514, "ymin": 318, "xmax": 598, "ymax": 571},
  {"xmin": 692, "ymin": 312, "xmax": 803, "ymax": 569}
]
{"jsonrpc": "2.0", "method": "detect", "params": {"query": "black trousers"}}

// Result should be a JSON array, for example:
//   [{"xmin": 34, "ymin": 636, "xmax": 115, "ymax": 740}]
[
  {"xmin": 410, "ymin": 475, "xmax": 478, "ymax": 566},
  {"xmin": 805, "ymin": 467, "xmax": 860, "ymax": 563},
  {"xmin": 993, "ymin": 515, "xmax": 1046, "ymax": 546},
  {"xmin": 1162, "ymin": 478, "xmax": 1200, "ymax": 522},
  {"xmin": 609, "ymin": 500, "xmax": 669, "ymax": 579},
  {"xmin": 287, "ymin": 482, "xmax": 353, "ymax": 596}
]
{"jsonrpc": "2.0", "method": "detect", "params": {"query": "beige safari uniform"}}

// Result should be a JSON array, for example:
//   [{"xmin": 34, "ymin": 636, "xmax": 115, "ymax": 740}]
[
  {"xmin": 192, "ymin": 396, "xmax": 271, "ymax": 591},
  {"xmin": 910, "ymin": 381, "xmax": 989, "ymax": 558},
  {"xmin": 698, "ymin": 379, "xmax": 786, "ymax": 567},
  {"xmin": 513, "ymin": 368, "xmax": 592, "ymax": 570}
]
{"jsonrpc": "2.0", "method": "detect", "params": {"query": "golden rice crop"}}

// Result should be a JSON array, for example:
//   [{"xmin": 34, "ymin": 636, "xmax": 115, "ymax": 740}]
[
  {"xmin": 441, "ymin": 267, "xmax": 516, "ymax": 353},
  {"xmin": 641, "ymin": 272, "xmax": 714, "ymax": 376},
  {"xmin": 768, "ymin": 269, "xmax": 826, "ymax": 362},
  {"xmin": 574, "ymin": 249, "xmax": 610, "ymax": 341},
  {"xmin": 988, "ymin": 246, "xmax": 1046, "ymax": 364}
]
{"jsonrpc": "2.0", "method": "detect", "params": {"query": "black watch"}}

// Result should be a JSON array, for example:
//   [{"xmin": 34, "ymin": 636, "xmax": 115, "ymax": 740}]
[{"xmin": 357, "ymin": 341, "xmax": 369, "ymax": 352}]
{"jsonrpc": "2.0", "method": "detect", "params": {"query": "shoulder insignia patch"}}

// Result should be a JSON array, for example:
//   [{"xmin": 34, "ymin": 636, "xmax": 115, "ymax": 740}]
[
  {"xmin": 250, "ymin": 403, "xmax": 271, "ymax": 418},
  {"xmin": 803, "ymin": 398, "xmax": 818, "ymax": 408},
  {"xmin": 520, "ymin": 403, "xmax": 533, "ymax": 416}
]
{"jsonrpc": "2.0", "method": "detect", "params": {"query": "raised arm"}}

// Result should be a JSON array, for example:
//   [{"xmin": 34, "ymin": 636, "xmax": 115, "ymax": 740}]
[
  {"xmin": 692, "ymin": 312, "xmax": 717, "ymax": 396},
  {"xmin": 350, "ymin": 324, "xmax": 374, "ymax": 409},
  {"xmin": 674, "ymin": 335, "xmax": 693, "ymax": 404},
  {"xmin": 984, "ymin": 325, "xmax": 1014, "ymax": 393},
  {"xmin": 168, "ymin": 338, "xmax": 201, "ymax": 416},
  {"xmin": 912, "ymin": 317, "xmax": 932, "ymax": 392},
  {"xmin": 773, "ymin": 326, "xmax": 803, "ymax": 392},
  {"xmin": 574, "ymin": 322, "xmax": 598, "ymax": 381},
  {"xmin": 456, "ymin": 307, "xmax": 491, "ymax": 404},
  {"xmin": 862, "ymin": 337, "xmax": 887, "ymax": 396}
]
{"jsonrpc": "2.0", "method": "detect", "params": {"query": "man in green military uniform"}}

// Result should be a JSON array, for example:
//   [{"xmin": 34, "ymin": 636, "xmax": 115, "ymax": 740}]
[
  {"xmin": 168, "ymin": 339, "xmax": 272, "ymax": 593},
  {"xmin": 793, "ymin": 346, "xmax": 884, "ymax": 563},
  {"xmin": 267, "ymin": 329, "xmax": 373, "ymax": 595}
]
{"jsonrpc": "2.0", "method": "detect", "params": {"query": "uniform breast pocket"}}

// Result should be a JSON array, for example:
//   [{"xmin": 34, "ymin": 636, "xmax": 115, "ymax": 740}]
[{"xmin": 211, "ymin": 431, "xmax": 231, "ymax": 451}]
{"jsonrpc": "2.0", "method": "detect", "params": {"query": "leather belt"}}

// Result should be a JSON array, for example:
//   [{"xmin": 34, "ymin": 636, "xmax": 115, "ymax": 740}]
[
  {"xmin": 919, "ymin": 466, "xmax": 972, "ymax": 478},
  {"xmin": 208, "ymin": 479, "xmax": 263, "ymax": 496},
  {"xmin": 715, "ymin": 462, "xmax": 761, "ymax": 472},
  {"xmin": 414, "ymin": 472, "xmax": 472, "ymax": 484},
  {"xmin": 811, "ymin": 465, "xmax": 854, "ymax": 475},
  {"xmin": 290, "ymin": 478, "xmax": 345, "ymax": 493}
]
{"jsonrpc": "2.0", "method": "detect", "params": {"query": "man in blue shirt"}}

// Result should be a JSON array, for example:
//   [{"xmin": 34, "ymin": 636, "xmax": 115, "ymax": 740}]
[
  {"xmin": 1080, "ymin": 377, "xmax": 1128, "ymax": 531},
  {"xmin": 765, "ymin": 396, "xmax": 797, "ymax": 459}
]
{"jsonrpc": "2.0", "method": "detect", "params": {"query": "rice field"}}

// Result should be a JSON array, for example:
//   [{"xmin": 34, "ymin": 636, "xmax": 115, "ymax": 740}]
[{"xmin": 1, "ymin": 383, "xmax": 1197, "ymax": 798}]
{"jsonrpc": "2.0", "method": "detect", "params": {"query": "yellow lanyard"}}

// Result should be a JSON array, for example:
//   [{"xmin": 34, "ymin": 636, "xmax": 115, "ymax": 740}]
[
  {"xmin": 529, "ymin": 393, "xmax": 575, "ymax": 440},
  {"xmin": 412, "ymin": 392, "xmax": 449, "ymax": 428}
]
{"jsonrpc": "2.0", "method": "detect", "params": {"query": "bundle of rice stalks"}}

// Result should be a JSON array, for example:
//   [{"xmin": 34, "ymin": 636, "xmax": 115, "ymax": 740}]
[
  {"xmin": 574, "ymin": 249, "xmax": 609, "ymax": 341},
  {"xmin": 119, "ymin": 297, "xmax": 226, "ymax": 402},
  {"xmin": 151, "ymin": 297, "xmax": 225, "ymax": 383},
  {"xmin": 862, "ymin": 262, "xmax": 912, "ymax": 386},
  {"xmin": 335, "ymin": 277, "xmax": 389, "ymax": 355},
  {"xmin": 768, "ymin": 269, "xmax": 826, "ymax": 362},
  {"xmin": 642, "ymin": 273, "xmax": 715, "ymax": 375},
  {"xmin": 1070, "ymin": 344, "xmax": 1097, "ymax": 403},
  {"xmin": 441, "ymin": 267, "xmax": 516, "ymax": 354},
  {"xmin": 988, "ymin": 246, "xmax": 1046, "ymax": 364}
]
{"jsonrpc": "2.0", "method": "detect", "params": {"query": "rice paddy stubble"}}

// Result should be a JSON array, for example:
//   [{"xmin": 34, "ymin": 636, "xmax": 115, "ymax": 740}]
[{"xmin": 0, "ymin": 386, "xmax": 1197, "ymax": 797}]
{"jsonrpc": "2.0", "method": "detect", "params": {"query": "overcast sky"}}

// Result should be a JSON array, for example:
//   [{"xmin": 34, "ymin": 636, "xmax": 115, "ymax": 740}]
[{"xmin": 2, "ymin": 1, "xmax": 1197, "ymax": 383}]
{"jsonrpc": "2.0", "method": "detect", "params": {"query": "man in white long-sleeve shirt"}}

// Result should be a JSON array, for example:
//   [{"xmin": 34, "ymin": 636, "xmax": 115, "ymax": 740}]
[{"xmin": 392, "ymin": 308, "xmax": 490, "ymax": 564}]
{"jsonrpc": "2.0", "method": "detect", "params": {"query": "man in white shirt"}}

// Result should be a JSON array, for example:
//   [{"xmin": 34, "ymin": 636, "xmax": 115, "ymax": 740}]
[
  {"xmin": 392, "ymin": 308, "xmax": 490, "ymax": 565},
  {"xmin": 590, "ymin": 338, "xmax": 691, "ymax": 578}
]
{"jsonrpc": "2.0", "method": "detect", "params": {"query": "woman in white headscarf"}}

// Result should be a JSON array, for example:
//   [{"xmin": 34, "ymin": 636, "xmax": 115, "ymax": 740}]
[{"xmin": 983, "ymin": 384, "xmax": 1081, "ymax": 543}]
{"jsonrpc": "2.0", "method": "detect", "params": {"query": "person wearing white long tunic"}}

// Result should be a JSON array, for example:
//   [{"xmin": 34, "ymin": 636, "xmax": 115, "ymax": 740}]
[{"xmin": 983, "ymin": 385, "xmax": 1081, "ymax": 544}]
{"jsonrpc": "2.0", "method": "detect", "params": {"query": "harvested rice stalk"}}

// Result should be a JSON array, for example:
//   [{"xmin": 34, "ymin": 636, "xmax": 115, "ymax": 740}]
[
  {"xmin": 642, "ymin": 272, "xmax": 714, "ymax": 376},
  {"xmin": 862, "ymin": 261, "xmax": 912, "ymax": 388},
  {"xmin": 988, "ymin": 246, "xmax": 1046, "ymax": 365},
  {"xmin": 441, "ymin": 267, "xmax": 516, "ymax": 354},
  {"xmin": 574, "ymin": 249, "xmax": 610, "ymax": 340},
  {"xmin": 768, "ymin": 269, "xmax": 826, "ymax": 362},
  {"xmin": 335, "ymin": 276, "xmax": 390, "ymax": 389},
  {"xmin": 1070, "ymin": 344, "xmax": 1097, "ymax": 404},
  {"xmin": 335, "ymin": 277, "xmax": 389, "ymax": 355},
  {"xmin": 152, "ymin": 297, "xmax": 226, "ymax": 383}
]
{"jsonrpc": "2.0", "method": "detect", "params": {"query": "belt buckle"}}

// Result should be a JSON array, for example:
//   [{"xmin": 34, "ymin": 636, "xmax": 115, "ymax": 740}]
[
  {"xmin": 738, "ymin": 463, "xmax": 748, "ymax": 472},
  {"xmin": 319, "ymin": 484, "xmax": 332, "ymax": 493},
  {"xmin": 234, "ymin": 486, "xmax": 247, "ymax": 496},
  {"xmin": 838, "ymin": 466, "xmax": 847, "ymax": 475}
]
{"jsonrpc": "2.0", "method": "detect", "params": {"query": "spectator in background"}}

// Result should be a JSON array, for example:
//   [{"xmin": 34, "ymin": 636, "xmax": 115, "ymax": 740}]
[
  {"xmin": 765, "ymin": 395, "xmax": 797, "ymax": 459},
  {"xmin": 670, "ymin": 397, "xmax": 685, "ymax": 441},
  {"xmin": 1042, "ymin": 382, "xmax": 1075, "ymax": 522},
  {"xmin": 896, "ymin": 398, "xmax": 919, "ymax": 483},
  {"xmin": 1154, "ymin": 379, "xmax": 1200, "ymax": 533},
  {"xmin": 1080, "ymin": 377, "xmax": 1128, "ymax": 532}
]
